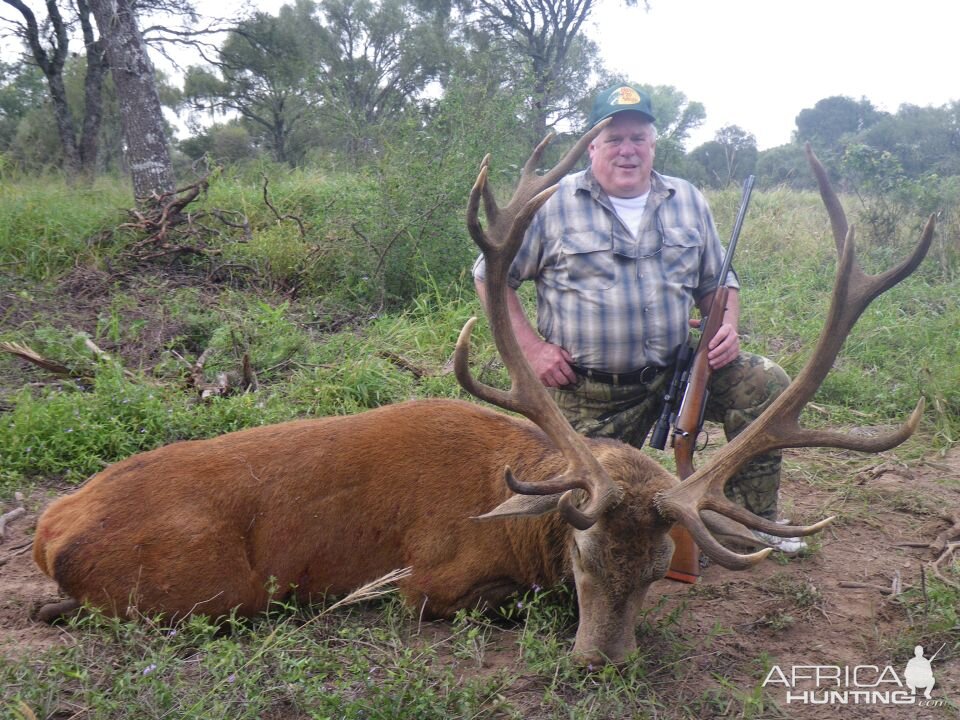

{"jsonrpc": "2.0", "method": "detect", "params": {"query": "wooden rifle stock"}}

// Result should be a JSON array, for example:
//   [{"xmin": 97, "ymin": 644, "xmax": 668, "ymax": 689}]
[
  {"xmin": 664, "ymin": 285, "xmax": 731, "ymax": 583},
  {"xmin": 664, "ymin": 176, "xmax": 754, "ymax": 584}
]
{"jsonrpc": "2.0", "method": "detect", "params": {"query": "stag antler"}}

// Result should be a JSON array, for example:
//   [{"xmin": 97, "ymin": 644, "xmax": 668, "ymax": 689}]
[
  {"xmin": 655, "ymin": 145, "xmax": 934, "ymax": 569},
  {"xmin": 455, "ymin": 123, "xmax": 623, "ymax": 530}
]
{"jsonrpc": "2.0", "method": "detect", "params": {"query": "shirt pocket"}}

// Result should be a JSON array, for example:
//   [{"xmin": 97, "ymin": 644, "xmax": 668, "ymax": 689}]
[
  {"xmin": 660, "ymin": 227, "xmax": 701, "ymax": 289},
  {"xmin": 557, "ymin": 231, "xmax": 617, "ymax": 291}
]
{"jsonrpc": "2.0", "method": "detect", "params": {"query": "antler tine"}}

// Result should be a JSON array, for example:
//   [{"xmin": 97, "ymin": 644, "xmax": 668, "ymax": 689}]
[
  {"xmin": 664, "ymin": 502, "xmax": 774, "ymax": 570},
  {"xmin": 512, "ymin": 119, "xmax": 610, "ymax": 205},
  {"xmin": 654, "ymin": 146, "xmax": 935, "ymax": 567},
  {"xmin": 806, "ymin": 143, "xmax": 849, "ymax": 256},
  {"xmin": 466, "ymin": 163, "xmax": 496, "ymax": 255},
  {"xmin": 477, "ymin": 154, "xmax": 500, "ymax": 233},
  {"xmin": 454, "ymin": 317, "xmax": 516, "ymax": 412},
  {"xmin": 459, "ymin": 124, "xmax": 623, "ymax": 529}
]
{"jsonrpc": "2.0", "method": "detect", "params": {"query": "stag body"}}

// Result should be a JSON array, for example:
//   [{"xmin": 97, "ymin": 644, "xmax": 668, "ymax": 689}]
[{"xmin": 34, "ymin": 399, "xmax": 674, "ymax": 662}]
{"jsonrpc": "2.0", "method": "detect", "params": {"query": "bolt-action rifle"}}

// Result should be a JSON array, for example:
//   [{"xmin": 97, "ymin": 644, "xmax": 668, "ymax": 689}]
[{"xmin": 652, "ymin": 175, "xmax": 755, "ymax": 583}]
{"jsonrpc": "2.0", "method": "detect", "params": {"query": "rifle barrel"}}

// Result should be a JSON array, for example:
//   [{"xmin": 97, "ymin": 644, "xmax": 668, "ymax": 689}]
[{"xmin": 718, "ymin": 175, "xmax": 755, "ymax": 286}]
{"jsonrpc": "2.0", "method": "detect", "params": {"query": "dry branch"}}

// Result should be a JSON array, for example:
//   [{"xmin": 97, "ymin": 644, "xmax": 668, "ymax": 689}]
[
  {"xmin": 0, "ymin": 507, "xmax": 26, "ymax": 542},
  {"xmin": 261, "ymin": 173, "xmax": 306, "ymax": 238},
  {"xmin": 377, "ymin": 350, "xmax": 429, "ymax": 379},
  {"xmin": 0, "ymin": 342, "xmax": 73, "ymax": 377},
  {"xmin": 899, "ymin": 513, "xmax": 960, "ymax": 590}
]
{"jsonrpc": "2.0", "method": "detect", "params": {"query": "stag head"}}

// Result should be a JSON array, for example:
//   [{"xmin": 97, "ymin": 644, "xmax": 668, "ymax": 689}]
[{"xmin": 455, "ymin": 131, "xmax": 933, "ymax": 665}]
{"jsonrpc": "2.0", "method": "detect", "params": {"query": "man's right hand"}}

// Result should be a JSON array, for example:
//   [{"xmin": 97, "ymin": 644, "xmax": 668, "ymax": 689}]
[
  {"xmin": 523, "ymin": 339, "xmax": 577, "ymax": 387},
  {"xmin": 474, "ymin": 280, "xmax": 576, "ymax": 387}
]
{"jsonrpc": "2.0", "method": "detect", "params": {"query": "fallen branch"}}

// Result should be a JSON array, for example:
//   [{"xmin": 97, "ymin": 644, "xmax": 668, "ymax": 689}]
[
  {"xmin": 839, "ymin": 570, "xmax": 902, "ymax": 596},
  {"xmin": 0, "ymin": 507, "xmax": 26, "ymax": 542},
  {"xmin": 0, "ymin": 342, "xmax": 74, "ymax": 378},
  {"xmin": 377, "ymin": 350, "xmax": 429, "ymax": 379},
  {"xmin": 900, "ymin": 514, "xmax": 960, "ymax": 590},
  {"xmin": 261, "ymin": 173, "xmax": 306, "ymax": 238}
]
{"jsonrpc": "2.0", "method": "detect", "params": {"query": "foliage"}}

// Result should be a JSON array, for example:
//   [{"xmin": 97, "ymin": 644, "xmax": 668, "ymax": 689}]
[
  {"xmin": 183, "ymin": 0, "xmax": 323, "ymax": 166},
  {"xmin": 313, "ymin": 0, "xmax": 450, "ymax": 157},
  {"xmin": 0, "ymin": 60, "xmax": 46, "ymax": 153},
  {"xmin": 461, "ymin": 0, "xmax": 622, "ymax": 141},
  {"xmin": 0, "ymin": 174, "xmax": 131, "ymax": 277},
  {"xmin": 794, "ymin": 95, "xmax": 886, "ymax": 150},
  {"xmin": 687, "ymin": 124, "xmax": 757, "ymax": 188}
]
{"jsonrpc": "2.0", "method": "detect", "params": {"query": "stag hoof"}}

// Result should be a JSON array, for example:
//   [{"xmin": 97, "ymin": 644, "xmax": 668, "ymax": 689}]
[{"xmin": 34, "ymin": 598, "xmax": 82, "ymax": 623}]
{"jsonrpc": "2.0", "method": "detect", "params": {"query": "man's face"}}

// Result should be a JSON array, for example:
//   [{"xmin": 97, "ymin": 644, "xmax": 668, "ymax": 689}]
[{"xmin": 588, "ymin": 112, "xmax": 656, "ymax": 198}]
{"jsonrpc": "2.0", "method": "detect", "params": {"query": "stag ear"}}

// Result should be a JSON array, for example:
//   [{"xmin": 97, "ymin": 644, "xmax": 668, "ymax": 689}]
[{"xmin": 471, "ymin": 493, "xmax": 560, "ymax": 521}]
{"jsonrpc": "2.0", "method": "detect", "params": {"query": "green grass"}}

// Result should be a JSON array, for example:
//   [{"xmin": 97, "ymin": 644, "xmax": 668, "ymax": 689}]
[
  {"xmin": 1, "ymin": 597, "xmax": 514, "ymax": 720},
  {"xmin": 0, "ymin": 175, "xmax": 131, "ymax": 280}
]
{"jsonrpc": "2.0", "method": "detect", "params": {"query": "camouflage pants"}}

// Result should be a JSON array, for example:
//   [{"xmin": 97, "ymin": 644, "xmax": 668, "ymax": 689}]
[{"xmin": 549, "ymin": 351, "xmax": 790, "ymax": 520}]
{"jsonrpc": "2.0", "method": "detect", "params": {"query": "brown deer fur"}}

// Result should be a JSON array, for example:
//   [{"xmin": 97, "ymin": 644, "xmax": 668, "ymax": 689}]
[{"xmin": 33, "ymin": 399, "xmax": 675, "ymax": 662}]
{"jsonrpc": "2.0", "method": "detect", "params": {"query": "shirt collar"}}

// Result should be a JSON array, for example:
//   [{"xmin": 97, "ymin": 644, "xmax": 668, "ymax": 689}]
[{"xmin": 575, "ymin": 168, "xmax": 676, "ymax": 204}]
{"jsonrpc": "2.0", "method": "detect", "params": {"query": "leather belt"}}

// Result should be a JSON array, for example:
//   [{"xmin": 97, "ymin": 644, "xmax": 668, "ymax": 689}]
[{"xmin": 570, "ymin": 363, "xmax": 666, "ymax": 386}]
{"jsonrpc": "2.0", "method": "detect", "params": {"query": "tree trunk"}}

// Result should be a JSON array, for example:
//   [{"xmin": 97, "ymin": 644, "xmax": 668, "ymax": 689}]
[
  {"xmin": 77, "ymin": 0, "xmax": 106, "ymax": 180},
  {"xmin": 46, "ymin": 72, "xmax": 82, "ymax": 176},
  {"xmin": 2, "ymin": 0, "xmax": 81, "ymax": 176},
  {"xmin": 88, "ymin": 0, "xmax": 175, "ymax": 201}
]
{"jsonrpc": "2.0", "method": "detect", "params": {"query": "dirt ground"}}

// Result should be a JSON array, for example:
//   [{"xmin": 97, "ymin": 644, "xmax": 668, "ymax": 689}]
[{"xmin": 2, "ymin": 451, "xmax": 958, "ymax": 719}]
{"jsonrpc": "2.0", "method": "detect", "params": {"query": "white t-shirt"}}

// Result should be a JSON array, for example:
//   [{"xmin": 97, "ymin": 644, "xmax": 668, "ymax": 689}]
[{"xmin": 609, "ymin": 191, "xmax": 650, "ymax": 239}]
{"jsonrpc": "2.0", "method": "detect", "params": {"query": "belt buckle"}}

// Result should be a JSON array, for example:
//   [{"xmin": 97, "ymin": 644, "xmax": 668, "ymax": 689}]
[{"xmin": 638, "ymin": 366, "xmax": 658, "ymax": 384}]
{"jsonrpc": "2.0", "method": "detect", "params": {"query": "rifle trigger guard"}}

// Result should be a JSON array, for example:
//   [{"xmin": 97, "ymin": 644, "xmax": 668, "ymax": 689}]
[{"xmin": 696, "ymin": 428, "xmax": 710, "ymax": 452}]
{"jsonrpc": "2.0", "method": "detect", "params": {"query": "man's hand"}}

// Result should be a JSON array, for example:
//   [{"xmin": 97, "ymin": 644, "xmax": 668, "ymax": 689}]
[
  {"xmin": 688, "ymin": 318, "xmax": 740, "ymax": 370},
  {"xmin": 523, "ymin": 338, "xmax": 577, "ymax": 387},
  {"xmin": 707, "ymin": 322, "xmax": 740, "ymax": 369}
]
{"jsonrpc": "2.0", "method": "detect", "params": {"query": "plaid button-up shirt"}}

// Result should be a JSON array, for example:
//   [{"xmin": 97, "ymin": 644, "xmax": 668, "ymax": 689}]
[{"xmin": 473, "ymin": 169, "xmax": 738, "ymax": 373}]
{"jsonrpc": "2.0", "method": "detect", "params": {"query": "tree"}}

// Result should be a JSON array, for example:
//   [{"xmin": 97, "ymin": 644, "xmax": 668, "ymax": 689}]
[
  {"xmin": 314, "ymin": 0, "xmax": 449, "ymax": 156},
  {"xmin": 688, "ymin": 125, "xmax": 757, "ymax": 188},
  {"xmin": 795, "ymin": 95, "xmax": 885, "ymax": 150},
  {"xmin": 184, "ymin": 0, "xmax": 322, "ymax": 165},
  {"xmin": 639, "ymin": 83, "xmax": 705, "ymax": 174},
  {"xmin": 88, "ymin": 0, "xmax": 175, "ymax": 198},
  {"xmin": 0, "ymin": 60, "xmax": 45, "ymax": 151},
  {"xmin": 464, "ymin": 0, "xmax": 644, "ymax": 140},
  {"xmin": 754, "ymin": 143, "xmax": 810, "ymax": 189},
  {"xmin": 2, "ymin": 0, "xmax": 106, "ymax": 178},
  {"xmin": 860, "ymin": 102, "xmax": 960, "ymax": 178}
]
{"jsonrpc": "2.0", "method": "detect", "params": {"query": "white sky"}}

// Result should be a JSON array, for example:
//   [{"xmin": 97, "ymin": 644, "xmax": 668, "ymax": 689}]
[
  {"xmin": 4, "ymin": 0, "xmax": 957, "ymax": 150},
  {"xmin": 590, "ymin": 0, "xmax": 960, "ymax": 149}
]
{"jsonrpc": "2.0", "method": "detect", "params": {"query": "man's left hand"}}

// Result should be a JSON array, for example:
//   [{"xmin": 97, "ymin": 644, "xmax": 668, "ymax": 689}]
[{"xmin": 706, "ymin": 322, "xmax": 740, "ymax": 369}]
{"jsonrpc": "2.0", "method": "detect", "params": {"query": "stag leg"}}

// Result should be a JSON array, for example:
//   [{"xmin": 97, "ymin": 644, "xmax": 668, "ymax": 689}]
[
  {"xmin": 35, "ymin": 598, "xmax": 82, "ymax": 623},
  {"xmin": 407, "ymin": 576, "xmax": 526, "ymax": 619}
]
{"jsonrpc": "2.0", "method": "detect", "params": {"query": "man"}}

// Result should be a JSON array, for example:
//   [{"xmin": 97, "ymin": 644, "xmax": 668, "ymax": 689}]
[{"xmin": 473, "ymin": 83, "xmax": 805, "ymax": 555}]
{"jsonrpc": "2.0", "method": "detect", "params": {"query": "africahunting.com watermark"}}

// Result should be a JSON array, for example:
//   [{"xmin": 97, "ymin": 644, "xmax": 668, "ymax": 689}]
[{"xmin": 762, "ymin": 644, "xmax": 948, "ymax": 707}]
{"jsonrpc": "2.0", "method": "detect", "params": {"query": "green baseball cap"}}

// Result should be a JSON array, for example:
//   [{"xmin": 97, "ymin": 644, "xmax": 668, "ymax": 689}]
[{"xmin": 588, "ymin": 84, "xmax": 656, "ymax": 128}]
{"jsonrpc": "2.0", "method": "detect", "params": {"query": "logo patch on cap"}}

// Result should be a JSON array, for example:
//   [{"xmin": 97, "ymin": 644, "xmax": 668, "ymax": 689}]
[{"xmin": 610, "ymin": 86, "xmax": 642, "ymax": 105}]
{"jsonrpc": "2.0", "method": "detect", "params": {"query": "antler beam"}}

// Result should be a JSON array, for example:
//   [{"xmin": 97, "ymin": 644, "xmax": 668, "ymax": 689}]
[
  {"xmin": 655, "ymin": 146, "xmax": 934, "ymax": 568},
  {"xmin": 455, "ymin": 122, "xmax": 626, "ymax": 530}
]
